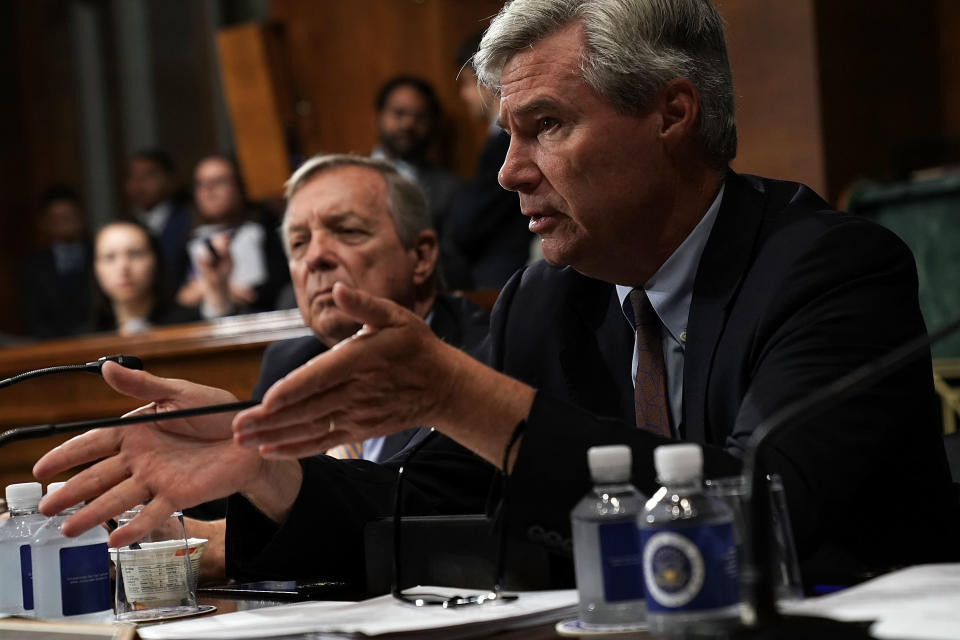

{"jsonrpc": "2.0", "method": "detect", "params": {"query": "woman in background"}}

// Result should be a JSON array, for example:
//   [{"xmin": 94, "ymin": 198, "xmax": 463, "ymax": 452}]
[
  {"xmin": 176, "ymin": 155, "xmax": 289, "ymax": 318},
  {"xmin": 91, "ymin": 221, "xmax": 199, "ymax": 335}
]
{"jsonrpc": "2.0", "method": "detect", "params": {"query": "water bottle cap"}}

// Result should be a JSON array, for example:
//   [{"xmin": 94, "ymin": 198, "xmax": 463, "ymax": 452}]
[
  {"xmin": 654, "ymin": 443, "xmax": 703, "ymax": 481},
  {"xmin": 46, "ymin": 482, "xmax": 67, "ymax": 495},
  {"xmin": 587, "ymin": 445, "xmax": 632, "ymax": 483},
  {"xmin": 5, "ymin": 482, "xmax": 42, "ymax": 509}
]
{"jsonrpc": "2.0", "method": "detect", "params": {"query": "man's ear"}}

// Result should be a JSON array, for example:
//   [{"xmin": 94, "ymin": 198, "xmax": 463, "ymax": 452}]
[
  {"xmin": 657, "ymin": 77, "xmax": 700, "ymax": 143},
  {"xmin": 410, "ymin": 229, "xmax": 439, "ymax": 286}
]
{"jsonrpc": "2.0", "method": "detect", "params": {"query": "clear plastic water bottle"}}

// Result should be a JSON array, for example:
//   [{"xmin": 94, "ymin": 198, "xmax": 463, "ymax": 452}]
[
  {"xmin": 640, "ymin": 443, "xmax": 740, "ymax": 635},
  {"xmin": 0, "ymin": 482, "xmax": 46, "ymax": 616},
  {"xmin": 570, "ymin": 445, "xmax": 648, "ymax": 628},
  {"xmin": 30, "ymin": 482, "xmax": 112, "ymax": 622}
]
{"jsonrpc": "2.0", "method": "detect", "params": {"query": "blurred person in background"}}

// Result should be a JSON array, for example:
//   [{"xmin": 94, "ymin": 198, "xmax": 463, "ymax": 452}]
[
  {"xmin": 176, "ymin": 155, "xmax": 289, "ymax": 318},
  {"xmin": 125, "ymin": 149, "xmax": 191, "ymax": 294},
  {"xmin": 21, "ymin": 185, "xmax": 94, "ymax": 339},
  {"xmin": 89, "ymin": 221, "xmax": 199, "ymax": 335},
  {"xmin": 371, "ymin": 76, "xmax": 462, "ymax": 238},
  {"xmin": 444, "ymin": 33, "xmax": 533, "ymax": 290}
]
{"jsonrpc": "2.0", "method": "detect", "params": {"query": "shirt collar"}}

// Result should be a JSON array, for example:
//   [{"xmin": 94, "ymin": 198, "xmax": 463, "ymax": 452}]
[
  {"xmin": 616, "ymin": 181, "xmax": 725, "ymax": 344},
  {"xmin": 371, "ymin": 148, "xmax": 418, "ymax": 182}
]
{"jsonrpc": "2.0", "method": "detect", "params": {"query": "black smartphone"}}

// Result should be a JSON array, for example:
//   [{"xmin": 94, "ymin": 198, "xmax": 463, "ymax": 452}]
[{"xmin": 204, "ymin": 237, "xmax": 221, "ymax": 267}]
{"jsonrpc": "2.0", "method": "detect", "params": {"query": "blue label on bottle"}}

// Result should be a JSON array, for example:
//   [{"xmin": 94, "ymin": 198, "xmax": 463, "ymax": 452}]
[
  {"xmin": 19, "ymin": 544, "xmax": 32, "ymax": 610},
  {"xmin": 598, "ymin": 520, "xmax": 644, "ymax": 602},
  {"xmin": 640, "ymin": 522, "xmax": 739, "ymax": 613},
  {"xmin": 59, "ymin": 543, "xmax": 110, "ymax": 616}
]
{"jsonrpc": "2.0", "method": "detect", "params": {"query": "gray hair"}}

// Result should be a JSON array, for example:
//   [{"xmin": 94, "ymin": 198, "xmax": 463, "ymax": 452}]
[
  {"xmin": 282, "ymin": 154, "xmax": 433, "ymax": 250},
  {"xmin": 474, "ymin": 0, "xmax": 737, "ymax": 164}
]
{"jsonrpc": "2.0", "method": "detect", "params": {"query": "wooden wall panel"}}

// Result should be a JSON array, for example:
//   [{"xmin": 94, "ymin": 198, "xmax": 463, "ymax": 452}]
[
  {"xmin": 267, "ymin": 0, "xmax": 504, "ymax": 178},
  {"xmin": 937, "ymin": 0, "xmax": 960, "ymax": 140},
  {"xmin": 815, "ymin": 0, "xmax": 941, "ymax": 200},
  {"xmin": 216, "ymin": 24, "xmax": 294, "ymax": 200},
  {"xmin": 718, "ymin": 0, "xmax": 827, "ymax": 197},
  {"xmin": 0, "ymin": 1, "xmax": 85, "ymax": 336}
]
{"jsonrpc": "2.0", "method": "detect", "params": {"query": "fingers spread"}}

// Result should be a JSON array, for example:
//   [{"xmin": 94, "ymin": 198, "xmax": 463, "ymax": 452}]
[
  {"xmin": 39, "ymin": 455, "xmax": 132, "ymax": 517},
  {"xmin": 33, "ymin": 429, "xmax": 120, "ymax": 480},
  {"xmin": 60, "ymin": 476, "xmax": 152, "ymax": 540},
  {"xmin": 107, "ymin": 497, "xmax": 177, "ymax": 548}
]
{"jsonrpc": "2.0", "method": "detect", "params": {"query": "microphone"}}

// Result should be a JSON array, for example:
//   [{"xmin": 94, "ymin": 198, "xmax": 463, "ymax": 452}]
[
  {"xmin": 735, "ymin": 313, "xmax": 960, "ymax": 638},
  {"xmin": 0, "ymin": 354, "xmax": 144, "ymax": 390},
  {"xmin": 0, "ymin": 400, "xmax": 258, "ymax": 448}
]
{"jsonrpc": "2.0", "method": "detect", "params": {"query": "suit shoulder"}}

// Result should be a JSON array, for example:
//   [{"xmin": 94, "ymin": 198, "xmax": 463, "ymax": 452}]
[{"xmin": 261, "ymin": 335, "xmax": 326, "ymax": 368}]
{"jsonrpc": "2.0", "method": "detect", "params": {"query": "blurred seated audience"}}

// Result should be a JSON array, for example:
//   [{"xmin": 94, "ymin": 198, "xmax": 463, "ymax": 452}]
[
  {"xmin": 90, "ymin": 221, "xmax": 199, "ymax": 335},
  {"xmin": 443, "ymin": 34, "xmax": 532, "ymax": 290},
  {"xmin": 176, "ymin": 155, "xmax": 289, "ymax": 318},
  {"xmin": 125, "ymin": 149, "xmax": 191, "ymax": 294},
  {"xmin": 21, "ymin": 185, "xmax": 94, "ymax": 339}
]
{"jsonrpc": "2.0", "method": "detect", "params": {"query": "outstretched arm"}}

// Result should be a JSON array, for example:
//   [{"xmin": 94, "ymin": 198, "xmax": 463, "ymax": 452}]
[
  {"xmin": 232, "ymin": 282, "xmax": 535, "ymax": 469},
  {"xmin": 32, "ymin": 363, "xmax": 298, "ymax": 548}
]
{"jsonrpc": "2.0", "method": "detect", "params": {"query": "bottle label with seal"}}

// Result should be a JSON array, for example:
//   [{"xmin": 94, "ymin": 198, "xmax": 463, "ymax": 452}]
[
  {"xmin": 640, "ymin": 522, "xmax": 738, "ymax": 613},
  {"xmin": 598, "ymin": 520, "xmax": 645, "ymax": 602},
  {"xmin": 59, "ymin": 543, "xmax": 110, "ymax": 616}
]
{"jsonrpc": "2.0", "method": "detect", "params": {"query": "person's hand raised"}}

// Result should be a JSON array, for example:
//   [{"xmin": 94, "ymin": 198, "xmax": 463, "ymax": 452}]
[
  {"xmin": 33, "ymin": 362, "xmax": 265, "ymax": 548},
  {"xmin": 233, "ymin": 282, "xmax": 465, "ymax": 459}
]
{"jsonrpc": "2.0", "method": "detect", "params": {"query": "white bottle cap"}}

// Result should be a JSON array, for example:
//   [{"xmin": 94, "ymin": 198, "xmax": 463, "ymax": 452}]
[
  {"xmin": 654, "ymin": 443, "xmax": 703, "ymax": 482},
  {"xmin": 5, "ymin": 482, "xmax": 42, "ymax": 510},
  {"xmin": 587, "ymin": 445, "xmax": 632, "ymax": 483},
  {"xmin": 46, "ymin": 482, "xmax": 67, "ymax": 494}
]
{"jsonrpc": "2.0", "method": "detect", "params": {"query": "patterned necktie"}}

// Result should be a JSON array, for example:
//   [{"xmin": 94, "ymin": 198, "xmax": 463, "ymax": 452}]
[
  {"xmin": 628, "ymin": 289, "xmax": 672, "ymax": 437},
  {"xmin": 327, "ymin": 442, "xmax": 364, "ymax": 460}
]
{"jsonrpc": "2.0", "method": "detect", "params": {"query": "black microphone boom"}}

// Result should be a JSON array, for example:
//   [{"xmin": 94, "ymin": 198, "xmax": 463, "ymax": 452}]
[
  {"xmin": 738, "ymin": 312, "xmax": 960, "ymax": 636},
  {"xmin": 0, "ymin": 400, "xmax": 258, "ymax": 448},
  {"xmin": 0, "ymin": 354, "xmax": 143, "ymax": 390}
]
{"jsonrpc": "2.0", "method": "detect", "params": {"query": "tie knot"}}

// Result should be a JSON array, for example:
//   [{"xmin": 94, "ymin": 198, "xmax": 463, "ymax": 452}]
[{"xmin": 628, "ymin": 288, "xmax": 658, "ymax": 329}]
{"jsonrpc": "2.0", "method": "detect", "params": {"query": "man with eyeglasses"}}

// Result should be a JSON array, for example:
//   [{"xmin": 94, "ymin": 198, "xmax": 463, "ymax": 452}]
[{"xmin": 37, "ymin": 0, "xmax": 960, "ymax": 591}]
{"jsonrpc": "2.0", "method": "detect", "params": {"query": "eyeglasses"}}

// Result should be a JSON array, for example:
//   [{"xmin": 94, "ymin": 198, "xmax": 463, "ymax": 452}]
[{"xmin": 390, "ymin": 427, "xmax": 524, "ymax": 608}]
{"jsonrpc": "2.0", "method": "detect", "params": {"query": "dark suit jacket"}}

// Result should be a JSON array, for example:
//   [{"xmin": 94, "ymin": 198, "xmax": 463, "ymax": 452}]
[
  {"xmin": 226, "ymin": 173, "xmax": 960, "ymax": 588},
  {"xmin": 493, "ymin": 173, "xmax": 960, "ymax": 582},
  {"xmin": 225, "ymin": 293, "xmax": 492, "ymax": 581},
  {"xmin": 21, "ymin": 244, "xmax": 93, "ymax": 339}
]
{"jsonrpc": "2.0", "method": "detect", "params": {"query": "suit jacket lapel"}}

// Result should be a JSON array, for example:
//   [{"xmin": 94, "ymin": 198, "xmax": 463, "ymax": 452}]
[
  {"xmin": 683, "ymin": 172, "xmax": 767, "ymax": 443},
  {"xmin": 558, "ymin": 271, "xmax": 635, "ymax": 421}
]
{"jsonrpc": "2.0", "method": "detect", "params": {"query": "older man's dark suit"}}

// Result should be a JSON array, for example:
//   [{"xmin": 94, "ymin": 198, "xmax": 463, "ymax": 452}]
[{"xmin": 227, "ymin": 173, "xmax": 959, "ymax": 588}]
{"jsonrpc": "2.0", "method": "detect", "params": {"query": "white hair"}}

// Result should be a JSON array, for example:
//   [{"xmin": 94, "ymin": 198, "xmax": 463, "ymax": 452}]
[{"xmin": 474, "ymin": 0, "xmax": 737, "ymax": 164}]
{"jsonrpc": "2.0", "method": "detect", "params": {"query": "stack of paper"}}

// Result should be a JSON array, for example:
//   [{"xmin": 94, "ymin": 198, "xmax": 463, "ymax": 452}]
[
  {"xmin": 783, "ymin": 564, "xmax": 960, "ymax": 640},
  {"xmin": 138, "ymin": 587, "xmax": 579, "ymax": 640}
]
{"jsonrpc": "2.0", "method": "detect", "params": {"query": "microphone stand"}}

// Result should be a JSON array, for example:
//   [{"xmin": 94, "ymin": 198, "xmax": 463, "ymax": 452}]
[
  {"xmin": 0, "ymin": 400, "xmax": 259, "ymax": 448},
  {"xmin": 736, "ymin": 313, "xmax": 960, "ymax": 638},
  {"xmin": 0, "ymin": 354, "xmax": 144, "ymax": 390},
  {"xmin": 0, "ymin": 353, "xmax": 257, "ymax": 447}
]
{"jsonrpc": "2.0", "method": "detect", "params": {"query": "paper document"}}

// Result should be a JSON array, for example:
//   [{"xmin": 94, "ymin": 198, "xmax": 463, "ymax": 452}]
[
  {"xmin": 782, "ymin": 563, "xmax": 960, "ymax": 640},
  {"xmin": 137, "ymin": 587, "xmax": 579, "ymax": 639}
]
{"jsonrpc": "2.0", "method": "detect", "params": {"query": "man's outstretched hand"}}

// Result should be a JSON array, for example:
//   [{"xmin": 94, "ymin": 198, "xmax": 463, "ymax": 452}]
[
  {"xmin": 233, "ymin": 282, "xmax": 536, "ymax": 468},
  {"xmin": 33, "ymin": 362, "xmax": 264, "ymax": 548}
]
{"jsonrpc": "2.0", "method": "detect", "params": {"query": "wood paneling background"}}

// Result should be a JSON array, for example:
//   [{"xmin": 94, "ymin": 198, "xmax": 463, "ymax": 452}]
[
  {"xmin": 1, "ymin": 0, "xmax": 958, "ymax": 336},
  {"xmin": 268, "ymin": 0, "xmax": 504, "ymax": 178}
]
